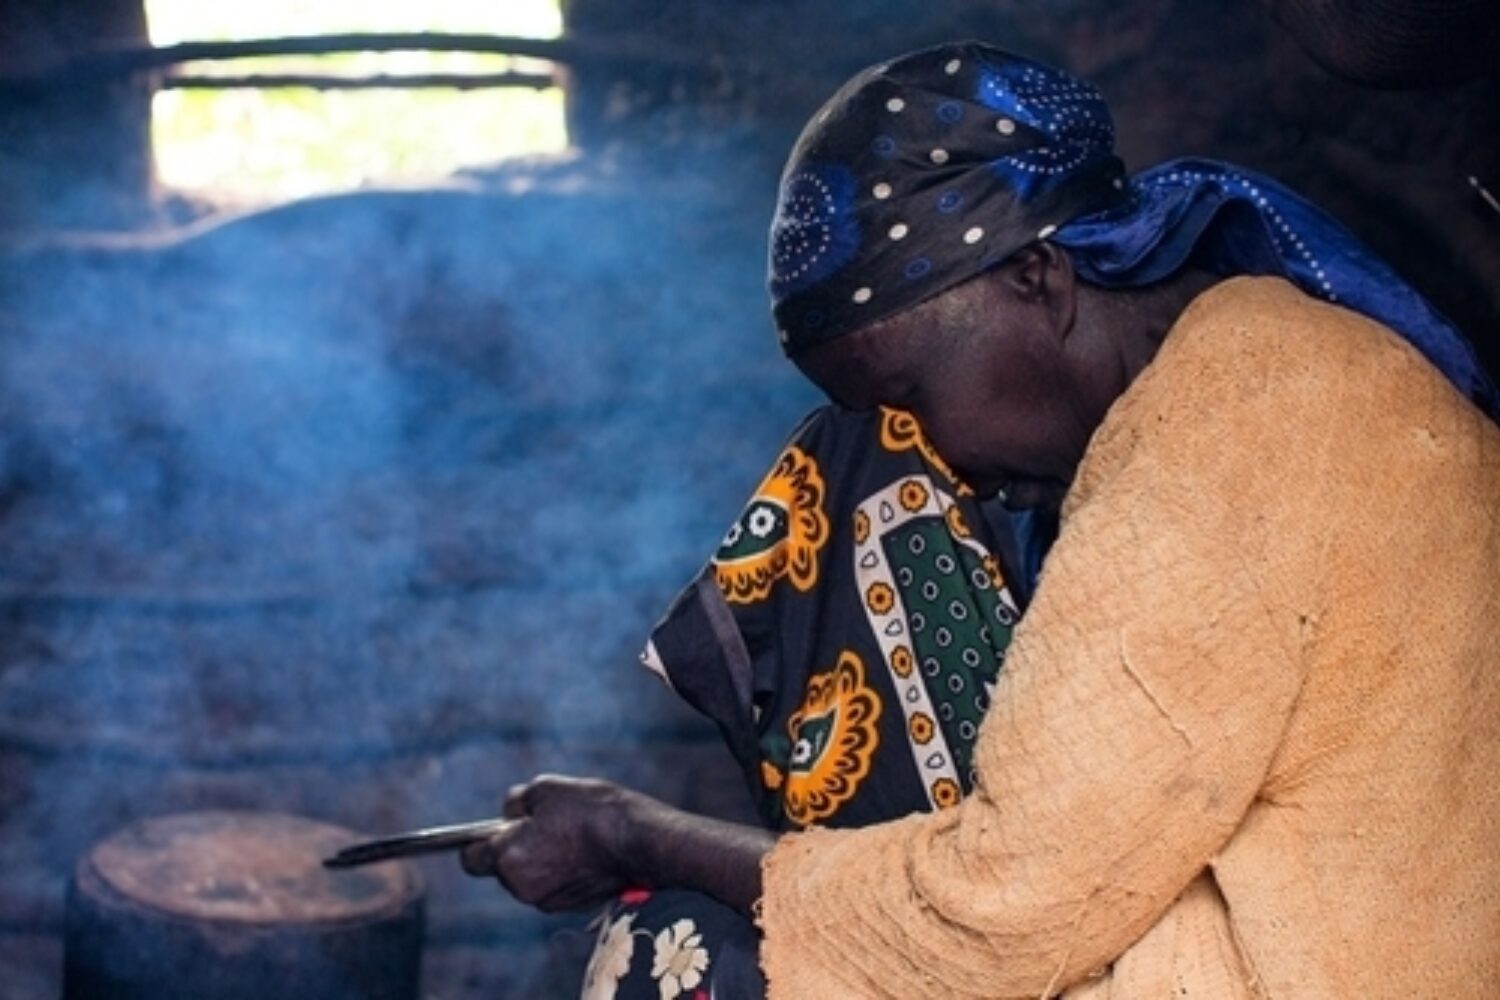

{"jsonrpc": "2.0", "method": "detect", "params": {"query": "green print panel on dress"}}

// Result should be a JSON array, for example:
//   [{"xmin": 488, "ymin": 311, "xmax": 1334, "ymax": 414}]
[{"xmin": 854, "ymin": 475, "xmax": 1020, "ymax": 809}]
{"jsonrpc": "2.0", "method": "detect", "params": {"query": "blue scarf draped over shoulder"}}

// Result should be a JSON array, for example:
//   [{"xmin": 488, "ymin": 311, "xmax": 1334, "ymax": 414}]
[{"xmin": 1055, "ymin": 158, "xmax": 1499, "ymax": 421}]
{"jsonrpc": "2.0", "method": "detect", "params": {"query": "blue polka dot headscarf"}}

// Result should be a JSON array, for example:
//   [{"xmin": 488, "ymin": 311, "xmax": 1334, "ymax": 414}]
[
  {"xmin": 769, "ymin": 41, "xmax": 1498, "ymax": 419},
  {"xmin": 769, "ymin": 41, "xmax": 1129, "ymax": 355}
]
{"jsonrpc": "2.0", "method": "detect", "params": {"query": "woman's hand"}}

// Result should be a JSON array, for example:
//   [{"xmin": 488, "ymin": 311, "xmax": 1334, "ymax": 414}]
[
  {"xmin": 459, "ymin": 774, "xmax": 775, "ymax": 918},
  {"xmin": 458, "ymin": 775, "xmax": 638, "ymax": 912}
]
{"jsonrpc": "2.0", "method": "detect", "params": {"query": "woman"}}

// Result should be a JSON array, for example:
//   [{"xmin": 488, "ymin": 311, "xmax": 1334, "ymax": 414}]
[{"xmin": 465, "ymin": 42, "xmax": 1500, "ymax": 998}]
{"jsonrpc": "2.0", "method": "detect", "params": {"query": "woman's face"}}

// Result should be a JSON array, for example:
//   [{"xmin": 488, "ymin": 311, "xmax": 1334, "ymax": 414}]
[{"xmin": 794, "ymin": 266, "xmax": 1104, "ymax": 511}]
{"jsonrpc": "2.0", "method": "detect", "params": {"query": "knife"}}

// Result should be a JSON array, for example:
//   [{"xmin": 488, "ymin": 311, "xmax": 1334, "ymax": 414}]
[{"xmin": 322, "ymin": 818, "xmax": 513, "ymax": 868}]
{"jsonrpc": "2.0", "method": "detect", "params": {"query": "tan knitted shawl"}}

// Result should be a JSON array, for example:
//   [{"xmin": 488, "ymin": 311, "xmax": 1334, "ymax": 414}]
[{"xmin": 758, "ymin": 276, "xmax": 1500, "ymax": 998}]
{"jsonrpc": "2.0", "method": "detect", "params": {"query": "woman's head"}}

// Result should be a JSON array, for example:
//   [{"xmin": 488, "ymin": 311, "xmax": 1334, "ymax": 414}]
[
  {"xmin": 794, "ymin": 243, "xmax": 1096, "ymax": 508},
  {"xmin": 767, "ymin": 41, "xmax": 1128, "ymax": 357},
  {"xmin": 764, "ymin": 42, "xmax": 1139, "ymax": 510}
]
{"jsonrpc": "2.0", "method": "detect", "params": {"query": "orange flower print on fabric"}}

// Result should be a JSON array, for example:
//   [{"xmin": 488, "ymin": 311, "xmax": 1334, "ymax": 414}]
[
  {"xmin": 878, "ymin": 408, "xmax": 974, "ymax": 496},
  {"xmin": 898, "ymin": 478, "xmax": 929, "ymax": 512},
  {"xmin": 865, "ymin": 581, "xmax": 895, "ymax": 615},
  {"xmin": 931, "ymin": 778, "xmax": 962, "ymax": 809},
  {"xmin": 945, "ymin": 504, "xmax": 970, "ymax": 538},
  {"xmin": 783, "ymin": 651, "xmax": 882, "ymax": 826},
  {"xmin": 853, "ymin": 508, "xmax": 870, "ymax": 545},
  {"xmin": 713, "ymin": 444, "xmax": 830, "ymax": 604},
  {"xmin": 909, "ymin": 711, "xmax": 935, "ymax": 744},
  {"xmin": 890, "ymin": 644, "xmax": 915, "ymax": 678}
]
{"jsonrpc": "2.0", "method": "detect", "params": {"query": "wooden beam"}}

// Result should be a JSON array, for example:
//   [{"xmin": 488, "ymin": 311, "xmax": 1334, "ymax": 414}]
[
  {"xmin": 0, "ymin": 32, "xmax": 709, "ymax": 90},
  {"xmin": 160, "ymin": 71, "xmax": 557, "ymax": 91}
]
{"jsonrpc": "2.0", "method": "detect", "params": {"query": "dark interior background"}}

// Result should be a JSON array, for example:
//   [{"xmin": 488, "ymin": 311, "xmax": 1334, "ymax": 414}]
[{"xmin": 1, "ymin": 1, "xmax": 1496, "ymax": 997}]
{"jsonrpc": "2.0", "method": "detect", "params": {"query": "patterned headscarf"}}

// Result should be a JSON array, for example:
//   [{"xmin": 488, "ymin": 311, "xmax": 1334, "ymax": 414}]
[{"xmin": 768, "ymin": 41, "xmax": 1128, "ymax": 354}]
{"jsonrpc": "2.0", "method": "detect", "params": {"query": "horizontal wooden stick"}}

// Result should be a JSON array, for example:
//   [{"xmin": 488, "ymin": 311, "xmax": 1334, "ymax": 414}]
[
  {"xmin": 160, "ymin": 71, "xmax": 557, "ymax": 91},
  {"xmin": 0, "ymin": 32, "xmax": 709, "ymax": 89}
]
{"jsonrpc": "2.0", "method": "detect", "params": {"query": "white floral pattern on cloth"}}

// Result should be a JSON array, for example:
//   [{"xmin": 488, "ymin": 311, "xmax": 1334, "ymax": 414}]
[
  {"xmin": 650, "ymin": 918, "xmax": 711, "ymax": 999},
  {"xmin": 582, "ymin": 911, "xmax": 639, "ymax": 1000},
  {"xmin": 583, "ymin": 889, "xmax": 760, "ymax": 1000}
]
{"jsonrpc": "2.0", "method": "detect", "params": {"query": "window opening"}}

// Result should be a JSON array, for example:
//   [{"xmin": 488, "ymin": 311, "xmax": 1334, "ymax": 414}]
[{"xmin": 146, "ymin": 0, "xmax": 566, "ymax": 205}]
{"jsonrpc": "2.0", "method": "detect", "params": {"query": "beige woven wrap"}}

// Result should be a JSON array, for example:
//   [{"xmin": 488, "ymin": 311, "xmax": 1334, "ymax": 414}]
[{"xmin": 758, "ymin": 276, "xmax": 1500, "ymax": 998}]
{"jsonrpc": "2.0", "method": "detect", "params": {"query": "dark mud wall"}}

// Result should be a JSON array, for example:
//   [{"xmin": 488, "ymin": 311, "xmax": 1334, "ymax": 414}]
[{"xmin": 0, "ymin": 0, "xmax": 159, "ymax": 231}]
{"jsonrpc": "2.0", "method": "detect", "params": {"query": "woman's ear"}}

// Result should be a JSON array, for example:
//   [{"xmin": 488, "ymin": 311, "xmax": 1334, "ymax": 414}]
[{"xmin": 995, "ymin": 241, "xmax": 1078, "ymax": 338}]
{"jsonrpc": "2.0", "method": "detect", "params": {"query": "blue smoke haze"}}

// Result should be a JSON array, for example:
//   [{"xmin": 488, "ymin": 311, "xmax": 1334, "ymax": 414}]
[
  {"xmin": 0, "ymin": 152, "xmax": 820, "ymax": 995},
  {"xmin": 0, "ymin": 5, "xmax": 1048, "ymax": 993}
]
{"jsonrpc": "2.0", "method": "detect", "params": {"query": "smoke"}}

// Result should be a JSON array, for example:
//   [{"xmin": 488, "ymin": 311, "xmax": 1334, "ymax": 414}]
[
  {"xmin": 0, "ymin": 9, "xmax": 1035, "ymax": 995},
  {"xmin": 0, "ymin": 136, "xmax": 818, "ymax": 994}
]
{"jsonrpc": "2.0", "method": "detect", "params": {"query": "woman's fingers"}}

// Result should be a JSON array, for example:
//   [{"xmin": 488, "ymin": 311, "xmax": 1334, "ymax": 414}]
[
  {"xmin": 457, "ymin": 811, "xmax": 614, "ymax": 906},
  {"xmin": 459, "ymin": 828, "xmax": 506, "ymax": 877},
  {"xmin": 501, "ymin": 780, "xmax": 535, "ymax": 819}
]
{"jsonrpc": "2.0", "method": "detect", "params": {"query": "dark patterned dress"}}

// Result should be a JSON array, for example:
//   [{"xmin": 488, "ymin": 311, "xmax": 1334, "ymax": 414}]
[{"xmin": 579, "ymin": 405, "xmax": 1027, "ymax": 1000}]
